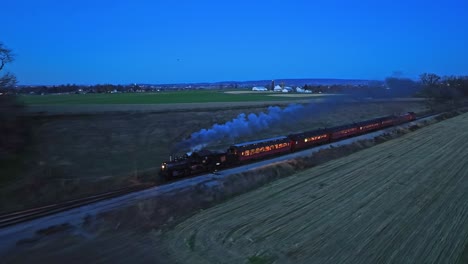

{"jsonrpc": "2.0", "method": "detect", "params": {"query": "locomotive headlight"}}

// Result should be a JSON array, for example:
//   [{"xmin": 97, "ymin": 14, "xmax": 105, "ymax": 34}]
[{"xmin": 161, "ymin": 164, "xmax": 166, "ymax": 170}]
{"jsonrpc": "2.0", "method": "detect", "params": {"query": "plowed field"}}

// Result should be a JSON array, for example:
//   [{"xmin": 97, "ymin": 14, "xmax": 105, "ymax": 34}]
[{"xmin": 165, "ymin": 113, "xmax": 468, "ymax": 264}]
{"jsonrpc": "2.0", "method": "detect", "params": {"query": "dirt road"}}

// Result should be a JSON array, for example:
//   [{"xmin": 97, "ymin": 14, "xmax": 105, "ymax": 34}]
[{"xmin": 164, "ymin": 113, "xmax": 468, "ymax": 264}]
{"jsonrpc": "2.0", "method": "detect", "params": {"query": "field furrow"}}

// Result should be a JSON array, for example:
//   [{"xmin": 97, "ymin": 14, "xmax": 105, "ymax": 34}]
[{"xmin": 164, "ymin": 113, "xmax": 468, "ymax": 264}]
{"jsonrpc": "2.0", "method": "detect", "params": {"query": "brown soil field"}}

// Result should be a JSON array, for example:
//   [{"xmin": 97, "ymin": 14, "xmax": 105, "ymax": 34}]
[
  {"xmin": 268, "ymin": 93, "xmax": 340, "ymax": 97},
  {"xmin": 0, "ymin": 101, "xmax": 426, "ymax": 213},
  {"xmin": 162, "ymin": 112, "xmax": 468, "ymax": 264},
  {"xmin": 25, "ymin": 101, "xmax": 308, "ymax": 114},
  {"xmin": 224, "ymin": 91, "xmax": 267, "ymax": 94},
  {"xmin": 223, "ymin": 91, "xmax": 333, "ymax": 98}
]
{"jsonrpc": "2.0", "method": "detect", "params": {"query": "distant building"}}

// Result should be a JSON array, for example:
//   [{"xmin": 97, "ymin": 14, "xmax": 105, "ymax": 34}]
[
  {"xmin": 274, "ymin": 85, "xmax": 283, "ymax": 92},
  {"xmin": 252, "ymin": 86, "xmax": 268, "ymax": 91},
  {"xmin": 282, "ymin": 87, "xmax": 293, "ymax": 93},
  {"xmin": 296, "ymin": 87, "xmax": 311, "ymax": 93}
]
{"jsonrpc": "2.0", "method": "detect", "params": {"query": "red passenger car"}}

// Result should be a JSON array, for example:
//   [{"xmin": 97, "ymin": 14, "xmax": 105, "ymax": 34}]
[
  {"xmin": 356, "ymin": 118, "xmax": 382, "ymax": 134},
  {"xmin": 228, "ymin": 136, "xmax": 291, "ymax": 162},
  {"xmin": 289, "ymin": 129, "xmax": 330, "ymax": 151},
  {"xmin": 396, "ymin": 112, "xmax": 416, "ymax": 124},
  {"xmin": 380, "ymin": 116, "xmax": 395, "ymax": 128},
  {"xmin": 330, "ymin": 124, "xmax": 359, "ymax": 140}
]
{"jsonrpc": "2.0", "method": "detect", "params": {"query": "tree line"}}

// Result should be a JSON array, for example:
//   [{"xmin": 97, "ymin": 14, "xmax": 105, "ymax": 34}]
[
  {"xmin": 0, "ymin": 42, "xmax": 28, "ymax": 162},
  {"xmin": 419, "ymin": 73, "xmax": 468, "ymax": 98},
  {"xmin": 1, "ymin": 84, "xmax": 158, "ymax": 95}
]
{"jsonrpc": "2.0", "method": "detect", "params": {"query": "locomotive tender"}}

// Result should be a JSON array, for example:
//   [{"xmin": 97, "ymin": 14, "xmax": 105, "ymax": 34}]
[{"xmin": 160, "ymin": 112, "xmax": 416, "ymax": 181}]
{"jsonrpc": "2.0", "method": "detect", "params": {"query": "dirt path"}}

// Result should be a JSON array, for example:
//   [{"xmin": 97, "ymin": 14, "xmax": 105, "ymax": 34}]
[{"xmin": 164, "ymin": 113, "xmax": 468, "ymax": 264}]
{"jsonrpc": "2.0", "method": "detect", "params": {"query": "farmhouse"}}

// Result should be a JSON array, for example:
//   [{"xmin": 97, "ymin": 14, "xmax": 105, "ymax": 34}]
[{"xmin": 252, "ymin": 86, "xmax": 268, "ymax": 91}]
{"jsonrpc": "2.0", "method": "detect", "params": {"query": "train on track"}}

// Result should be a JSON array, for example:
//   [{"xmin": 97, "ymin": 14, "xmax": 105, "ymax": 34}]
[{"xmin": 160, "ymin": 112, "xmax": 416, "ymax": 181}]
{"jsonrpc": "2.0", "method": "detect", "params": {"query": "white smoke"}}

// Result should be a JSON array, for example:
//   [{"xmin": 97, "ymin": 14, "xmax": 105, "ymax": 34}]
[
  {"xmin": 179, "ymin": 104, "xmax": 304, "ymax": 151},
  {"xmin": 175, "ymin": 85, "xmax": 416, "ymax": 153}
]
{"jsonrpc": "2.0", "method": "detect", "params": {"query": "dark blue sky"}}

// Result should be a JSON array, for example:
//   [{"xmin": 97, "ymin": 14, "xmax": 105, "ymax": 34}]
[{"xmin": 2, "ymin": 0, "xmax": 468, "ymax": 85}]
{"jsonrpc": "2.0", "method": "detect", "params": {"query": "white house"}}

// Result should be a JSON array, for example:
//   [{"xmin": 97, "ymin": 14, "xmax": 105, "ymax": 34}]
[
  {"xmin": 273, "ymin": 85, "xmax": 283, "ymax": 92},
  {"xmin": 282, "ymin": 87, "xmax": 293, "ymax": 93},
  {"xmin": 252, "ymin": 86, "xmax": 268, "ymax": 91},
  {"xmin": 296, "ymin": 87, "xmax": 312, "ymax": 93}
]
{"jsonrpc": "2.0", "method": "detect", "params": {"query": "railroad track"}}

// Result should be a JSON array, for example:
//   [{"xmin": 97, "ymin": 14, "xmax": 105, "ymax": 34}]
[
  {"xmin": 416, "ymin": 112, "xmax": 440, "ymax": 120},
  {"xmin": 0, "ymin": 184, "xmax": 152, "ymax": 229}
]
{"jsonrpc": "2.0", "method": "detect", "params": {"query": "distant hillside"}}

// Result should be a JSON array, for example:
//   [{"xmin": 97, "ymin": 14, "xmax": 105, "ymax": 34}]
[
  {"xmin": 156, "ymin": 78, "xmax": 379, "ymax": 88},
  {"xmin": 223, "ymin": 78, "xmax": 377, "ymax": 86},
  {"xmin": 18, "ymin": 78, "xmax": 380, "ymax": 89}
]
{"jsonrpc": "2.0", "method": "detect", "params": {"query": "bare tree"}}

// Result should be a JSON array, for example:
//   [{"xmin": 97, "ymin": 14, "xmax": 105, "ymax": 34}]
[
  {"xmin": 0, "ymin": 42, "xmax": 17, "ymax": 89},
  {"xmin": 419, "ymin": 73, "xmax": 466, "ymax": 111},
  {"xmin": 419, "ymin": 73, "xmax": 441, "ymax": 112},
  {"xmin": 0, "ymin": 42, "xmax": 27, "ymax": 162},
  {"xmin": 420, "ymin": 73, "xmax": 441, "ymax": 87}
]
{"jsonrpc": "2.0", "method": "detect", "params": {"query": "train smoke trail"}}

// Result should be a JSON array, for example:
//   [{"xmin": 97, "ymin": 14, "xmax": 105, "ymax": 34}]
[
  {"xmin": 175, "ymin": 81, "xmax": 423, "ymax": 153},
  {"xmin": 178, "ymin": 104, "xmax": 305, "ymax": 151}
]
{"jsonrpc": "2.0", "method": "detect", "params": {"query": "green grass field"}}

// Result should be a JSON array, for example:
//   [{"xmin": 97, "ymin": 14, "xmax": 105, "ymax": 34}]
[{"xmin": 19, "ymin": 90, "xmax": 318, "ymax": 105}]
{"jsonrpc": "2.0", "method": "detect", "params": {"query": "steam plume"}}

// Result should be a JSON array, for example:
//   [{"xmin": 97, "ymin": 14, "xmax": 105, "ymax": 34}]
[
  {"xmin": 177, "ymin": 82, "xmax": 419, "ymax": 152},
  {"xmin": 178, "ymin": 104, "xmax": 305, "ymax": 151}
]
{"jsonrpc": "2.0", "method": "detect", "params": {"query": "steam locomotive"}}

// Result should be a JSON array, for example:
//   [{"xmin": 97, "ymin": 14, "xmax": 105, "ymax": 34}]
[{"xmin": 160, "ymin": 112, "xmax": 416, "ymax": 181}]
